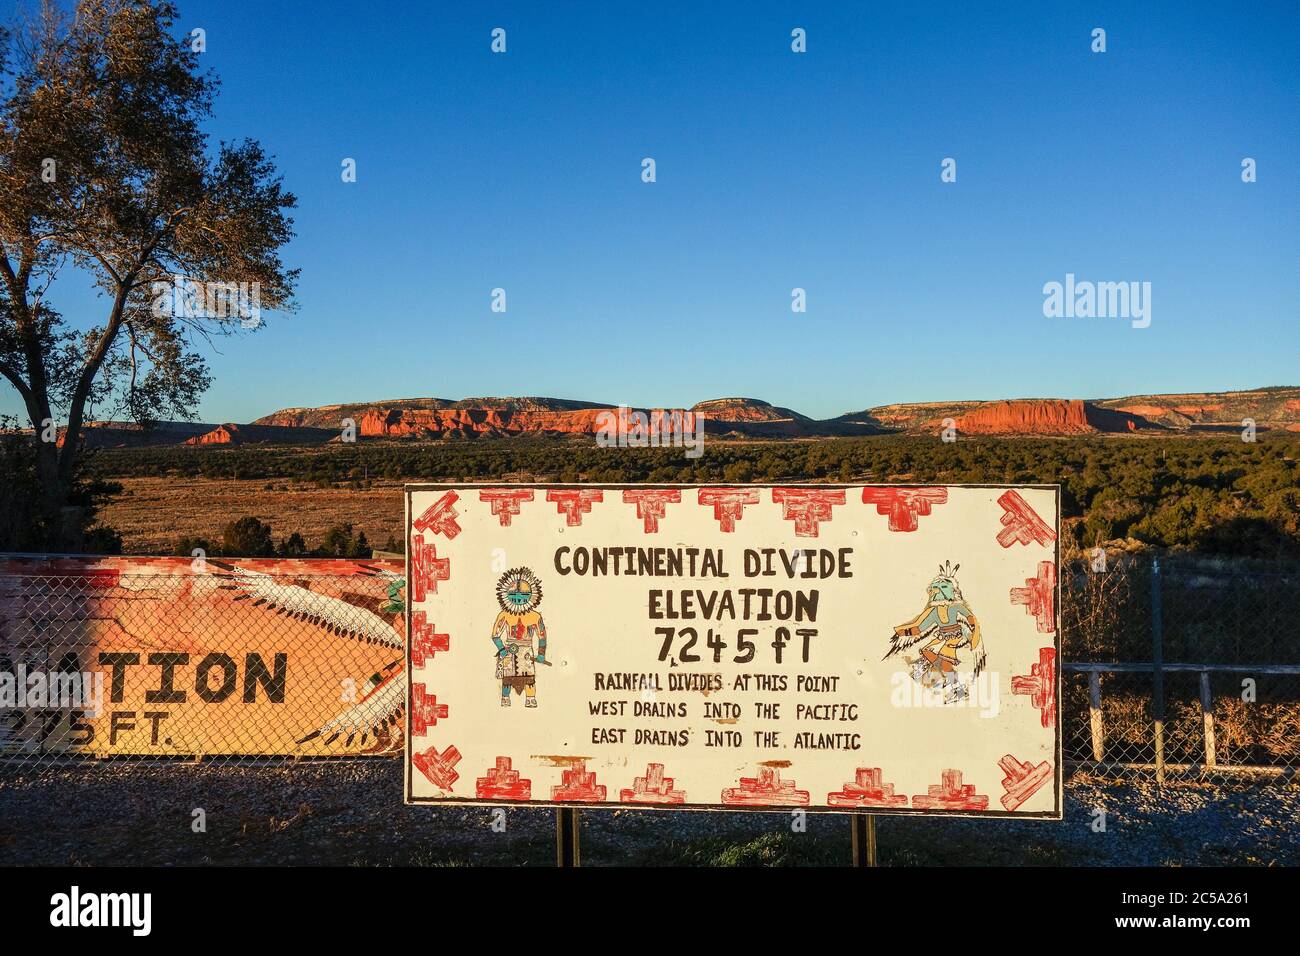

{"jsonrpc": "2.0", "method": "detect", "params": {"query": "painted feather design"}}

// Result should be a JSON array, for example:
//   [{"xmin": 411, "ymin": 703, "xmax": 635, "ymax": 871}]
[
  {"xmin": 883, "ymin": 622, "xmax": 935, "ymax": 660},
  {"xmin": 297, "ymin": 665, "xmax": 405, "ymax": 747},
  {"xmin": 216, "ymin": 564, "xmax": 405, "ymax": 747},
  {"xmin": 216, "ymin": 565, "xmax": 403, "ymax": 649}
]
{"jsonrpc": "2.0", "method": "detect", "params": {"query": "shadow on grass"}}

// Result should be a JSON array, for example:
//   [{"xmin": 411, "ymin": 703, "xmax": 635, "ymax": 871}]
[{"xmin": 608, "ymin": 820, "xmax": 1082, "ymax": 867}]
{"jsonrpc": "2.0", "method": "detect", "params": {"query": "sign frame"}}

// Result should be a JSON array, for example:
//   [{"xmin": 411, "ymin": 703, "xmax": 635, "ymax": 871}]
[{"xmin": 404, "ymin": 482, "xmax": 1063, "ymax": 819}]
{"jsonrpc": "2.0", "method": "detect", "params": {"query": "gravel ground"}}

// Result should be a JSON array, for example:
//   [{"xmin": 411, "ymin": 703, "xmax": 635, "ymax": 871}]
[{"xmin": 1, "ymin": 760, "xmax": 1295, "ymax": 866}]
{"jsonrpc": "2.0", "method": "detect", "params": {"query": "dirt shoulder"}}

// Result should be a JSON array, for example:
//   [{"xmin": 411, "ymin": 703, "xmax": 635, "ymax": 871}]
[{"xmin": 2, "ymin": 761, "xmax": 1294, "ymax": 866}]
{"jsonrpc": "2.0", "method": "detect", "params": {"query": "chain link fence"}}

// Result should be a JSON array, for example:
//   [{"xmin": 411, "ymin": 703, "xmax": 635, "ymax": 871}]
[
  {"xmin": 1060, "ymin": 553, "xmax": 1300, "ymax": 776},
  {"xmin": 2, "ymin": 551, "xmax": 1297, "ymax": 867},
  {"xmin": 0, "ymin": 557, "xmax": 407, "ymax": 768},
  {"xmin": 1, "ymin": 553, "xmax": 1298, "ymax": 780}
]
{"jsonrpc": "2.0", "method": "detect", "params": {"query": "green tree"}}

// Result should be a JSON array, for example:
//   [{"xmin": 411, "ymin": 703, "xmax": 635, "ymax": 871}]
[
  {"xmin": 174, "ymin": 535, "xmax": 213, "ymax": 557},
  {"xmin": 317, "ymin": 523, "xmax": 370, "ymax": 558},
  {"xmin": 0, "ymin": 1, "xmax": 296, "ymax": 548},
  {"xmin": 278, "ymin": 532, "xmax": 307, "ymax": 557},
  {"xmin": 221, "ymin": 516, "xmax": 274, "ymax": 557},
  {"xmin": 1, "ymin": 416, "xmax": 121, "ymax": 551}
]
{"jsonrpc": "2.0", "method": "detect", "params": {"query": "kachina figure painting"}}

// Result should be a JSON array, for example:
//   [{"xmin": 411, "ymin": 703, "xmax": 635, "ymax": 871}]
[
  {"xmin": 491, "ymin": 567, "xmax": 549, "ymax": 708},
  {"xmin": 883, "ymin": 561, "xmax": 985, "ymax": 703}
]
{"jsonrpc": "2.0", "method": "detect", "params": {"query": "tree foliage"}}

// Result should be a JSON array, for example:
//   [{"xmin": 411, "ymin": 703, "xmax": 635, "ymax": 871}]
[
  {"xmin": 0, "ymin": 0, "xmax": 295, "ymax": 547},
  {"xmin": 91, "ymin": 432, "xmax": 1300, "ymax": 560}
]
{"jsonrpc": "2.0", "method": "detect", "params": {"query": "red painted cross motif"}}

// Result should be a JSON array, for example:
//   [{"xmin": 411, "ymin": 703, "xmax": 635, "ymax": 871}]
[
  {"xmin": 1012, "ymin": 646, "xmax": 1057, "ymax": 729},
  {"xmin": 412, "ymin": 744, "xmax": 461, "ymax": 791},
  {"xmin": 911, "ymin": 769, "xmax": 989, "ymax": 811},
  {"xmin": 1011, "ymin": 560, "xmax": 1057, "ymax": 633},
  {"xmin": 860, "ymin": 486, "xmax": 948, "ymax": 532},
  {"xmin": 771, "ymin": 488, "xmax": 846, "ymax": 538},
  {"xmin": 997, "ymin": 755, "xmax": 1053, "ymax": 811},
  {"xmin": 412, "ymin": 491, "xmax": 461, "ymax": 539},
  {"xmin": 721, "ymin": 767, "xmax": 810, "ymax": 806},
  {"xmin": 546, "ymin": 489, "xmax": 603, "ymax": 527},
  {"xmin": 476, "ymin": 757, "xmax": 532, "ymax": 800},
  {"xmin": 697, "ymin": 488, "xmax": 760, "ymax": 532},
  {"xmin": 826, "ymin": 767, "xmax": 909, "ymax": 808},
  {"xmin": 551, "ymin": 760, "xmax": 606, "ymax": 801},
  {"xmin": 409, "ymin": 534, "xmax": 450, "ymax": 602},
  {"xmin": 622, "ymin": 489, "xmax": 681, "ymax": 533},
  {"xmin": 410, "ymin": 612, "xmax": 450, "ymax": 667},
  {"xmin": 995, "ymin": 490, "xmax": 1057, "ymax": 548},
  {"xmin": 620, "ymin": 763, "xmax": 686, "ymax": 804},
  {"xmin": 479, "ymin": 489, "xmax": 534, "ymax": 527},
  {"xmin": 410, "ymin": 683, "xmax": 448, "ymax": 736}
]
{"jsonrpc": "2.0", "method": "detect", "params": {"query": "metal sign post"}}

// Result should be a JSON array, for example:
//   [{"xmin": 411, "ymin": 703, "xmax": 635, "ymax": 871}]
[
  {"xmin": 850, "ymin": 813, "xmax": 878, "ymax": 867},
  {"xmin": 556, "ymin": 807, "xmax": 581, "ymax": 867}
]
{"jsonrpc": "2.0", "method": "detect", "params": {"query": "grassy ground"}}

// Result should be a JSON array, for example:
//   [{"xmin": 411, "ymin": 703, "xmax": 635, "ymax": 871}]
[{"xmin": 98, "ymin": 476, "xmax": 405, "ymax": 554}]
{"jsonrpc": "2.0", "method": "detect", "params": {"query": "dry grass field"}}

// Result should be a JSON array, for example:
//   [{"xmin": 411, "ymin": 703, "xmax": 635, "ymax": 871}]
[{"xmin": 99, "ymin": 477, "xmax": 406, "ymax": 555}]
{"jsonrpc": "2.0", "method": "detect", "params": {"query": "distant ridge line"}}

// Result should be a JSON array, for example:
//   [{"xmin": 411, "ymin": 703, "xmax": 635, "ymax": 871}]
[{"xmin": 51, "ymin": 386, "xmax": 1300, "ymax": 448}]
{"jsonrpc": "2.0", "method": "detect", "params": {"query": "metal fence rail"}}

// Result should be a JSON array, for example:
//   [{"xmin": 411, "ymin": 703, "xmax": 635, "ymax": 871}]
[
  {"xmin": 1063, "ymin": 663, "xmax": 1300, "ymax": 776},
  {"xmin": 1059, "ymin": 554, "xmax": 1300, "ymax": 776}
]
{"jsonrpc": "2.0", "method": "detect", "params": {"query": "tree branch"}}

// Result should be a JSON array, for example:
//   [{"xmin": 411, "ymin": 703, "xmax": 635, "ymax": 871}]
[
  {"xmin": 0, "ymin": 357, "xmax": 33, "ymax": 403},
  {"xmin": 58, "ymin": 282, "xmax": 130, "ymax": 481},
  {"xmin": 0, "ymin": 248, "xmax": 54, "ymax": 429}
]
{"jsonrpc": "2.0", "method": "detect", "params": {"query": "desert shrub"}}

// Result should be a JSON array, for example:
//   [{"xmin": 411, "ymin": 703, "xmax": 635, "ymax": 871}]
[
  {"xmin": 221, "ymin": 517, "xmax": 276, "ymax": 557},
  {"xmin": 88, "ymin": 431, "xmax": 1300, "ymax": 558},
  {"xmin": 316, "ymin": 523, "xmax": 369, "ymax": 558}
]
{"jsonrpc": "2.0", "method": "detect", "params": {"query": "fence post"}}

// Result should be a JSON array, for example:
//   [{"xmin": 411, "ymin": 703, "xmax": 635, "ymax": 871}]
[
  {"xmin": 1151, "ymin": 557, "xmax": 1165, "ymax": 785},
  {"xmin": 556, "ymin": 807, "xmax": 580, "ymax": 867},
  {"xmin": 1199, "ymin": 670, "xmax": 1216, "ymax": 770},
  {"xmin": 1088, "ymin": 671, "xmax": 1105, "ymax": 762},
  {"xmin": 850, "ymin": 813, "xmax": 877, "ymax": 867}
]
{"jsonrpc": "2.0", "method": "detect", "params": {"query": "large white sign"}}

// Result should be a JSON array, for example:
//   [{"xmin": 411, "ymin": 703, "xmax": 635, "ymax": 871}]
[{"xmin": 405, "ymin": 484, "xmax": 1061, "ymax": 817}]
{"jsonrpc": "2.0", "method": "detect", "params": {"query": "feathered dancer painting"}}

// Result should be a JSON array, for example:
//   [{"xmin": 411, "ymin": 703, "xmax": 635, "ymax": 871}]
[
  {"xmin": 491, "ymin": 567, "xmax": 549, "ymax": 708},
  {"xmin": 883, "ymin": 561, "xmax": 985, "ymax": 703}
]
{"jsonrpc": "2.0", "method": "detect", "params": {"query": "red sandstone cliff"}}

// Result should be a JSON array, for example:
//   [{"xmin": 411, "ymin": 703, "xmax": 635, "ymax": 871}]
[
  {"xmin": 186, "ymin": 424, "xmax": 240, "ymax": 445},
  {"xmin": 184, "ymin": 423, "xmax": 338, "ymax": 445},
  {"xmin": 348, "ymin": 405, "xmax": 614, "ymax": 438},
  {"xmin": 42, "ymin": 387, "xmax": 1296, "ymax": 448},
  {"xmin": 254, "ymin": 397, "xmax": 615, "ymax": 437},
  {"xmin": 249, "ymin": 396, "xmax": 861, "ymax": 439},
  {"xmin": 953, "ymin": 399, "xmax": 1149, "ymax": 435},
  {"xmin": 690, "ymin": 398, "xmax": 809, "ymax": 424},
  {"xmin": 1095, "ymin": 387, "xmax": 1299, "ymax": 431}
]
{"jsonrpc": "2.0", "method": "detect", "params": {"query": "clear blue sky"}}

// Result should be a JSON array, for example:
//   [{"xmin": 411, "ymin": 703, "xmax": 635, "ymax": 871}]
[{"xmin": 4, "ymin": 0, "xmax": 1298, "ymax": 423}]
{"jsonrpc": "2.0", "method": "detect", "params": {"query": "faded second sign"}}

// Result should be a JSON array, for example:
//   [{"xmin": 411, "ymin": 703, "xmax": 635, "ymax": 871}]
[
  {"xmin": 0, "ymin": 556, "xmax": 406, "ymax": 756},
  {"xmin": 404, "ymin": 484, "xmax": 1062, "ymax": 817}
]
